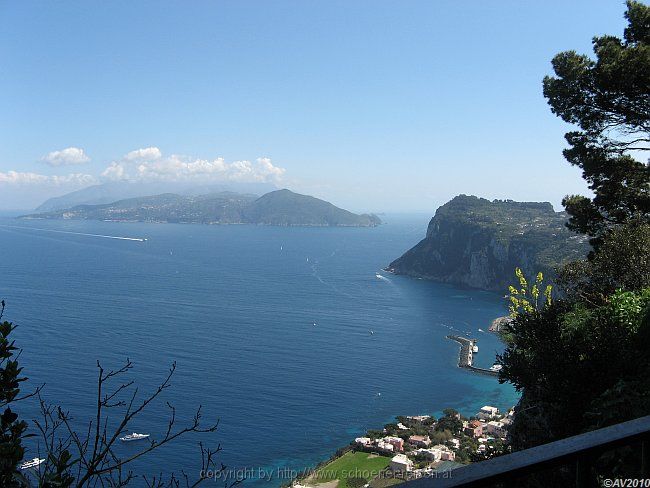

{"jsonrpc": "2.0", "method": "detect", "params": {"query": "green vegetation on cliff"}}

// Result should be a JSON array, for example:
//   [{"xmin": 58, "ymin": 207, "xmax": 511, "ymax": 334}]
[{"xmin": 387, "ymin": 195, "xmax": 589, "ymax": 291}]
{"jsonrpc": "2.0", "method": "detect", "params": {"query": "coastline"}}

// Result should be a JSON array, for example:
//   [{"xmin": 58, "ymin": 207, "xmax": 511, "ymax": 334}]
[
  {"xmin": 288, "ymin": 404, "xmax": 515, "ymax": 488},
  {"xmin": 288, "ymin": 316, "xmax": 516, "ymax": 488}
]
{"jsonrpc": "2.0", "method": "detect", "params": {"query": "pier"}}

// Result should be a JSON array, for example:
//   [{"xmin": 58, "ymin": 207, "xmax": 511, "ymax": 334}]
[{"xmin": 446, "ymin": 335, "xmax": 498, "ymax": 377}]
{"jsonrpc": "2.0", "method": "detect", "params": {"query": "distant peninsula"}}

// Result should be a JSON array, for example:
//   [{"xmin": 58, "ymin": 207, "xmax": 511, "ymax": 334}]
[
  {"xmin": 386, "ymin": 195, "xmax": 589, "ymax": 291},
  {"xmin": 22, "ymin": 189, "xmax": 382, "ymax": 227}
]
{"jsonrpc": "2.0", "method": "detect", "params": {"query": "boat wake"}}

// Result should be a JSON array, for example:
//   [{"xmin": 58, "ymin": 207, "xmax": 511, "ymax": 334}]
[
  {"xmin": 375, "ymin": 273, "xmax": 390, "ymax": 282},
  {"xmin": 0, "ymin": 225, "xmax": 147, "ymax": 242},
  {"xmin": 309, "ymin": 261, "xmax": 355, "ymax": 298}
]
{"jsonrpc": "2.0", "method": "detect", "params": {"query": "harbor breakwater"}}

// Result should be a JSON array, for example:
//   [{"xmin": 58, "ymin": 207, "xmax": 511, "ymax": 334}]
[{"xmin": 446, "ymin": 335, "xmax": 498, "ymax": 377}]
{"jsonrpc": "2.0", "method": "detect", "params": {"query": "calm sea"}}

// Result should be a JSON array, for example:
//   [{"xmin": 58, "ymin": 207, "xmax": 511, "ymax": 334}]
[{"xmin": 0, "ymin": 215, "xmax": 518, "ymax": 486}]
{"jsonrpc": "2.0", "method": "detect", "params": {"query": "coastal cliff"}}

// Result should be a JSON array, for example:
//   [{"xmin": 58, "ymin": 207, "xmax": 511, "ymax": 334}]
[{"xmin": 386, "ymin": 195, "xmax": 589, "ymax": 292}]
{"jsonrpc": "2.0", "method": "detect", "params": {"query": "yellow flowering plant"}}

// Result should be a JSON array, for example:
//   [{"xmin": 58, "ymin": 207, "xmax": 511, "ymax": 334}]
[{"xmin": 508, "ymin": 268, "xmax": 553, "ymax": 317}]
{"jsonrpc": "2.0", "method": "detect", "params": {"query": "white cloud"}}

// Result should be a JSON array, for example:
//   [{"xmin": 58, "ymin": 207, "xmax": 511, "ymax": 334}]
[
  {"xmin": 0, "ymin": 170, "xmax": 96, "ymax": 186},
  {"xmin": 100, "ymin": 162, "xmax": 126, "ymax": 180},
  {"xmin": 42, "ymin": 147, "xmax": 91, "ymax": 166},
  {"xmin": 124, "ymin": 147, "xmax": 162, "ymax": 162},
  {"xmin": 255, "ymin": 157, "xmax": 286, "ymax": 179},
  {"xmin": 100, "ymin": 148, "xmax": 286, "ymax": 184}
]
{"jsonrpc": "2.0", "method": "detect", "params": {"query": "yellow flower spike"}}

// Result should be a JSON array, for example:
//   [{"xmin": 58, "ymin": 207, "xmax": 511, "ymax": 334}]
[{"xmin": 507, "ymin": 268, "xmax": 553, "ymax": 315}]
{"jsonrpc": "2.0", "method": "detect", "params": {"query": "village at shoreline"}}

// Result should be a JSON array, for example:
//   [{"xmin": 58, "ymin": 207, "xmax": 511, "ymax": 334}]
[
  {"xmin": 290, "ymin": 317, "xmax": 516, "ymax": 488},
  {"xmin": 290, "ymin": 404, "xmax": 515, "ymax": 488}
]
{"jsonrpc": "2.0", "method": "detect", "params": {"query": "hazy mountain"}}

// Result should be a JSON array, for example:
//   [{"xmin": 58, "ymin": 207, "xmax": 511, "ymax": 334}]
[
  {"xmin": 386, "ymin": 195, "xmax": 589, "ymax": 291},
  {"xmin": 24, "ymin": 189, "xmax": 381, "ymax": 227},
  {"xmin": 243, "ymin": 189, "xmax": 382, "ymax": 226},
  {"xmin": 34, "ymin": 181, "xmax": 278, "ymax": 212}
]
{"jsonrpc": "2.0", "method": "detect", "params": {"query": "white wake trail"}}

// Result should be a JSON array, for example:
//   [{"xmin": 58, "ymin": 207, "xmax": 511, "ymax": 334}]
[{"xmin": 0, "ymin": 225, "xmax": 147, "ymax": 242}]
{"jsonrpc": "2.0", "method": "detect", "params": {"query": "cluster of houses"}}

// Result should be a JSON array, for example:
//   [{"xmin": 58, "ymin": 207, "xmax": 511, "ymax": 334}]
[
  {"xmin": 463, "ymin": 406, "xmax": 513, "ymax": 455},
  {"xmin": 354, "ymin": 405, "xmax": 514, "ymax": 475},
  {"xmin": 354, "ymin": 432, "xmax": 457, "ymax": 466}
]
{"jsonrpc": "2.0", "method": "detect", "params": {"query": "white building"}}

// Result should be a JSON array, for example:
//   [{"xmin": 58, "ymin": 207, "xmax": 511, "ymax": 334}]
[
  {"xmin": 377, "ymin": 440, "xmax": 394, "ymax": 453},
  {"xmin": 414, "ymin": 448, "xmax": 442, "ymax": 461},
  {"xmin": 486, "ymin": 420, "xmax": 507, "ymax": 438},
  {"xmin": 390, "ymin": 454, "xmax": 413, "ymax": 473},
  {"xmin": 477, "ymin": 406, "xmax": 499, "ymax": 420},
  {"xmin": 406, "ymin": 415, "xmax": 431, "ymax": 423},
  {"xmin": 430, "ymin": 444, "xmax": 456, "ymax": 462},
  {"xmin": 354, "ymin": 437, "xmax": 371, "ymax": 447}
]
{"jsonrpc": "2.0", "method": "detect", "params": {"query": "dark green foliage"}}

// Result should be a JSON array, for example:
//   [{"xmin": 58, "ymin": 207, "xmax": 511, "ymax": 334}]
[
  {"xmin": 501, "ymin": 286, "xmax": 650, "ymax": 446},
  {"xmin": 501, "ymin": 223, "xmax": 650, "ymax": 442},
  {"xmin": 429, "ymin": 429, "xmax": 452, "ymax": 445},
  {"xmin": 558, "ymin": 223, "xmax": 650, "ymax": 302},
  {"xmin": 0, "ymin": 303, "xmax": 28, "ymax": 488},
  {"xmin": 24, "ymin": 189, "xmax": 381, "ymax": 227},
  {"xmin": 543, "ymin": 1, "xmax": 650, "ymax": 246},
  {"xmin": 435, "ymin": 410, "xmax": 463, "ymax": 435},
  {"xmin": 366, "ymin": 429, "xmax": 385, "ymax": 440},
  {"xmin": 442, "ymin": 408, "xmax": 459, "ymax": 418},
  {"xmin": 500, "ymin": 6, "xmax": 650, "ymax": 468},
  {"xmin": 345, "ymin": 476, "xmax": 367, "ymax": 488},
  {"xmin": 41, "ymin": 450, "xmax": 75, "ymax": 488},
  {"xmin": 469, "ymin": 438, "xmax": 510, "ymax": 463}
]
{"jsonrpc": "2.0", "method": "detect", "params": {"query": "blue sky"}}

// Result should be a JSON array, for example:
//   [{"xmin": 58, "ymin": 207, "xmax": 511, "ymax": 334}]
[{"xmin": 0, "ymin": 0, "xmax": 629, "ymax": 211}]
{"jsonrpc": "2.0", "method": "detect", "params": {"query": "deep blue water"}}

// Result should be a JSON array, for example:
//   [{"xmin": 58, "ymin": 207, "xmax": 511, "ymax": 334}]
[{"xmin": 0, "ymin": 216, "xmax": 518, "ymax": 486}]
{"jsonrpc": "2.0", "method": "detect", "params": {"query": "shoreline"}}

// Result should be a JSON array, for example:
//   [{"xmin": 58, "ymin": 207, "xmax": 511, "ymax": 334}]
[
  {"xmin": 288, "ymin": 404, "xmax": 515, "ymax": 488},
  {"xmin": 288, "ymin": 320, "xmax": 514, "ymax": 487}
]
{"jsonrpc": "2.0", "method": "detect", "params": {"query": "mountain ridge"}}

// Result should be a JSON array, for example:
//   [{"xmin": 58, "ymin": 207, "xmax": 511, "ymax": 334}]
[
  {"xmin": 35, "ymin": 181, "xmax": 279, "ymax": 212},
  {"xmin": 23, "ymin": 189, "xmax": 382, "ymax": 227}
]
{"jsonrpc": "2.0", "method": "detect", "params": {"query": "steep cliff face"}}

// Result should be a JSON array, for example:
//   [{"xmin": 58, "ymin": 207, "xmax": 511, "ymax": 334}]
[{"xmin": 386, "ymin": 195, "xmax": 589, "ymax": 292}]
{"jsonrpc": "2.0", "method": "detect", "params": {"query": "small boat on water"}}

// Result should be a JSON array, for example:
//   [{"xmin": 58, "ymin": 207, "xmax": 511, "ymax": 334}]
[
  {"xmin": 489, "ymin": 364, "xmax": 503, "ymax": 372},
  {"xmin": 472, "ymin": 345, "xmax": 479, "ymax": 353},
  {"xmin": 20, "ymin": 458, "xmax": 45, "ymax": 470},
  {"xmin": 120, "ymin": 432, "xmax": 150, "ymax": 442}
]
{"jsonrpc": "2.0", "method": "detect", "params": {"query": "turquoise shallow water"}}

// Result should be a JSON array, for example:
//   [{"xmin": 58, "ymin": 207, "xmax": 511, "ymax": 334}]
[{"xmin": 0, "ymin": 215, "xmax": 518, "ymax": 486}]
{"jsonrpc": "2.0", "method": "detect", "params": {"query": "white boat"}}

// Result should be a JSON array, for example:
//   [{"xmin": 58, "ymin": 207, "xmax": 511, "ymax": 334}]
[
  {"xmin": 472, "ymin": 345, "xmax": 479, "ymax": 353},
  {"xmin": 489, "ymin": 364, "xmax": 503, "ymax": 372},
  {"xmin": 120, "ymin": 432, "xmax": 150, "ymax": 442},
  {"xmin": 20, "ymin": 458, "xmax": 44, "ymax": 470}
]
